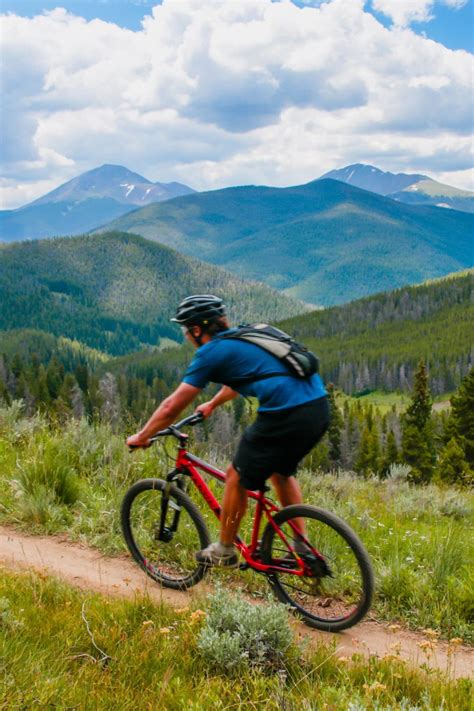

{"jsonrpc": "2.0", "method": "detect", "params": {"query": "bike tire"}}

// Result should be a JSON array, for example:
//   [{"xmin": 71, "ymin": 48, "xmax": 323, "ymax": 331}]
[
  {"xmin": 121, "ymin": 478, "xmax": 211, "ymax": 590},
  {"xmin": 261, "ymin": 504, "xmax": 374, "ymax": 632}
]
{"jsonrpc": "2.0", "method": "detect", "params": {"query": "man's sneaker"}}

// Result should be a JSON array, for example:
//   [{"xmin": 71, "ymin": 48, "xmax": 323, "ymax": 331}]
[{"xmin": 195, "ymin": 541, "xmax": 238, "ymax": 567}]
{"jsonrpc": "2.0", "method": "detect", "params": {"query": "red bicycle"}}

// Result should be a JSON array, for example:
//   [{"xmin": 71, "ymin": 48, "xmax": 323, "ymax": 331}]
[{"xmin": 122, "ymin": 413, "xmax": 374, "ymax": 631}]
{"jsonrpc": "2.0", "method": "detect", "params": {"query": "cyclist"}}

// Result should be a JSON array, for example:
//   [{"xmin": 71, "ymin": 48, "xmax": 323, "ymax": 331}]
[{"xmin": 126, "ymin": 294, "xmax": 329, "ymax": 567}]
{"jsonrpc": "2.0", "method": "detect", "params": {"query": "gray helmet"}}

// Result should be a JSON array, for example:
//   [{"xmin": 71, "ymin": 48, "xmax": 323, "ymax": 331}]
[{"xmin": 171, "ymin": 294, "xmax": 226, "ymax": 327}]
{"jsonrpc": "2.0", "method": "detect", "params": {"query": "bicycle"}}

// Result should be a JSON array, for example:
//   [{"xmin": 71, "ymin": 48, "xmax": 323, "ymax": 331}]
[{"xmin": 122, "ymin": 412, "xmax": 374, "ymax": 632}]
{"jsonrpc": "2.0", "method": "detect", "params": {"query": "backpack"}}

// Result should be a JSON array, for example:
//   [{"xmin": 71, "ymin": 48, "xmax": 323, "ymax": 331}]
[{"xmin": 220, "ymin": 324, "xmax": 319, "ymax": 385}]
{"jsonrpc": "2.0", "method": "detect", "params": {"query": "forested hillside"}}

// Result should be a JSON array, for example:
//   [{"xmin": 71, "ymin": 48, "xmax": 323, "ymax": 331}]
[
  {"xmin": 1, "ymin": 271, "xmax": 472, "ymax": 485},
  {"xmin": 279, "ymin": 270, "xmax": 474, "ymax": 394},
  {"xmin": 0, "ymin": 231, "xmax": 306, "ymax": 356},
  {"xmin": 99, "ymin": 179, "xmax": 473, "ymax": 305},
  {"xmin": 90, "ymin": 270, "xmax": 473, "ymax": 397}
]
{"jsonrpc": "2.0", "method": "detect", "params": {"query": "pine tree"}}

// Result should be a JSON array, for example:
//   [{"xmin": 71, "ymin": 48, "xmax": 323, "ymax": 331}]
[
  {"xmin": 404, "ymin": 360, "xmax": 432, "ymax": 430},
  {"xmin": 435, "ymin": 437, "xmax": 473, "ymax": 487},
  {"xmin": 36, "ymin": 365, "xmax": 51, "ymax": 411},
  {"xmin": 383, "ymin": 429, "xmax": 399, "ymax": 474},
  {"xmin": 327, "ymin": 384, "xmax": 343, "ymax": 465},
  {"xmin": 401, "ymin": 360, "xmax": 435, "ymax": 482},
  {"xmin": 448, "ymin": 367, "xmax": 474, "ymax": 466}
]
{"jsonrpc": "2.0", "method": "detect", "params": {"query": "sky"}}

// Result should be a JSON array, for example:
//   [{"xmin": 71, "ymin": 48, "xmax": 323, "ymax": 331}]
[{"xmin": 1, "ymin": 0, "xmax": 473, "ymax": 208}]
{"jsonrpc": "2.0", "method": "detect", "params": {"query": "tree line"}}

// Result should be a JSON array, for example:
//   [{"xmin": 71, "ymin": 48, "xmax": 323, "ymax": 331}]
[{"xmin": 1, "ymin": 345, "xmax": 472, "ymax": 487}]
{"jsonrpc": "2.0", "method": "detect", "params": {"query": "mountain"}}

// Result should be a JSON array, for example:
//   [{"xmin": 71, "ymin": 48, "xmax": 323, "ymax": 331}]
[
  {"xmin": 389, "ymin": 179, "xmax": 474, "ymax": 212},
  {"xmin": 319, "ymin": 164, "xmax": 428, "ymax": 195},
  {"xmin": 96, "ymin": 179, "xmax": 473, "ymax": 306},
  {"xmin": 320, "ymin": 164, "xmax": 474, "ymax": 213},
  {"xmin": 0, "ymin": 231, "xmax": 306, "ymax": 356},
  {"xmin": 30, "ymin": 164, "xmax": 194, "ymax": 207},
  {"xmin": 0, "ymin": 165, "xmax": 195, "ymax": 242}
]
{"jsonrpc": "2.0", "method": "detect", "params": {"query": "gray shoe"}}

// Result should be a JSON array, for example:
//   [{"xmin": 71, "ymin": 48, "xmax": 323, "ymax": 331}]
[{"xmin": 195, "ymin": 541, "xmax": 238, "ymax": 567}]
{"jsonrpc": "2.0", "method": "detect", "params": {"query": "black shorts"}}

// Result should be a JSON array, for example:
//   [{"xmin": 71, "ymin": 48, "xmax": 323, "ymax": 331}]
[{"xmin": 233, "ymin": 396, "xmax": 330, "ymax": 491}]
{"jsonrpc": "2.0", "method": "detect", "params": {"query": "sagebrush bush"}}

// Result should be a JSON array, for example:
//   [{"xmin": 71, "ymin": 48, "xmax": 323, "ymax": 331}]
[{"xmin": 198, "ymin": 589, "xmax": 293, "ymax": 674}]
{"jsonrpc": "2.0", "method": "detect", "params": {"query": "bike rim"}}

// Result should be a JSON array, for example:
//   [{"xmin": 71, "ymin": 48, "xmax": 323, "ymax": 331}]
[
  {"xmin": 127, "ymin": 487, "xmax": 202, "ymax": 584},
  {"xmin": 268, "ymin": 515, "xmax": 368, "ymax": 624}
]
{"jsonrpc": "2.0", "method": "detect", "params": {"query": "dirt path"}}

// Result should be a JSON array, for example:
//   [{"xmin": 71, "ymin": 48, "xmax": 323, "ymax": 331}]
[{"xmin": 0, "ymin": 526, "xmax": 472, "ymax": 680}]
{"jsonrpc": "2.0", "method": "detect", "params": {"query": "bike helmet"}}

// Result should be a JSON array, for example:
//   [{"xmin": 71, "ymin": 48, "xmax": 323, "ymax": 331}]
[{"xmin": 171, "ymin": 294, "xmax": 226, "ymax": 327}]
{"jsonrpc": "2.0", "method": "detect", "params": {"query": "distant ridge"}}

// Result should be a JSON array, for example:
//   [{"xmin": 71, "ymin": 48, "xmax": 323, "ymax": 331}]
[
  {"xmin": 30, "ymin": 164, "xmax": 194, "ymax": 207},
  {"xmin": 320, "ymin": 163, "xmax": 473, "ymax": 213},
  {"xmin": 0, "ymin": 165, "xmax": 195, "ymax": 242},
  {"xmin": 97, "ymin": 178, "xmax": 473, "ymax": 306}
]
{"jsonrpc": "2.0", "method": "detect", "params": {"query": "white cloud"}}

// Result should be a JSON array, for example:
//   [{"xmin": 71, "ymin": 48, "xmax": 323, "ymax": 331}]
[
  {"xmin": 372, "ymin": 0, "xmax": 469, "ymax": 28},
  {"xmin": 0, "ymin": 0, "xmax": 472, "ymax": 208}
]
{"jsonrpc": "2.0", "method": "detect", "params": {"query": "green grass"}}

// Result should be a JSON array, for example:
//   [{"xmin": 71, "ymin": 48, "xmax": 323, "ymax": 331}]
[
  {"xmin": 0, "ymin": 406, "xmax": 473, "ymax": 642},
  {"xmin": 1, "ymin": 569, "xmax": 472, "ymax": 710}
]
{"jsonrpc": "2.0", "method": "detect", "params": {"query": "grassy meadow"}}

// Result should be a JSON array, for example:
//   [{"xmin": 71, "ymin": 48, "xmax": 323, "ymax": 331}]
[
  {"xmin": 1, "ymin": 569, "xmax": 472, "ymax": 710},
  {"xmin": 0, "ymin": 403, "xmax": 472, "ymax": 645}
]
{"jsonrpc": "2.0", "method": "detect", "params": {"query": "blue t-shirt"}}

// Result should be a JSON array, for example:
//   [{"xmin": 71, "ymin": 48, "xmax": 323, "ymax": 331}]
[{"xmin": 183, "ymin": 328, "xmax": 327, "ymax": 412}]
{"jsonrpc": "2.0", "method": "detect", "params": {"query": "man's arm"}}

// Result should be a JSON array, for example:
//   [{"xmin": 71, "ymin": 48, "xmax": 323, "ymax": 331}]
[
  {"xmin": 195, "ymin": 385, "xmax": 239, "ymax": 418},
  {"xmin": 127, "ymin": 382, "xmax": 201, "ymax": 447}
]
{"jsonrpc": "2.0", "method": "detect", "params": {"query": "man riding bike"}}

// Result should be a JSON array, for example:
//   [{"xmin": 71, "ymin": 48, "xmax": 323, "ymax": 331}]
[{"xmin": 126, "ymin": 294, "xmax": 330, "ymax": 567}]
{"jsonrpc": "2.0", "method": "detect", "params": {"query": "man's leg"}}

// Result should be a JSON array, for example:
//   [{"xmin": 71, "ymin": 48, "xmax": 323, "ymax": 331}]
[
  {"xmin": 195, "ymin": 464, "xmax": 247, "ymax": 565},
  {"xmin": 220, "ymin": 464, "xmax": 248, "ymax": 545},
  {"xmin": 270, "ymin": 473, "xmax": 306, "ymax": 539},
  {"xmin": 270, "ymin": 473, "xmax": 303, "ymax": 507}
]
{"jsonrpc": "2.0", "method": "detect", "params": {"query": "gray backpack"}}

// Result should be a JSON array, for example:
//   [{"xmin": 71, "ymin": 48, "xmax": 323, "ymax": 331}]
[{"xmin": 221, "ymin": 324, "xmax": 319, "ymax": 385}]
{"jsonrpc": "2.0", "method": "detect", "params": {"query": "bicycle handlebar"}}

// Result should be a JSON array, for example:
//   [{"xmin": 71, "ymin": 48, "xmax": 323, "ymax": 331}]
[
  {"xmin": 149, "ymin": 411, "xmax": 205, "ymax": 442},
  {"xmin": 127, "ymin": 412, "xmax": 205, "ymax": 451}
]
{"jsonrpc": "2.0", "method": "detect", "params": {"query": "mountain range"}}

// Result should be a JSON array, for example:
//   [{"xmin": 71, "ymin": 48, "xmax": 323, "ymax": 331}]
[
  {"xmin": 98, "ymin": 178, "xmax": 473, "ymax": 306},
  {"xmin": 0, "ymin": 165, "xmax": 195, "ymax": 242},
  {"xmin": 320, "ymin": 164, "xmax": 474, "ymax": 212},
  {"xmin": 0, "ymin": 231, "xmax": 306, "ymax": 356}
]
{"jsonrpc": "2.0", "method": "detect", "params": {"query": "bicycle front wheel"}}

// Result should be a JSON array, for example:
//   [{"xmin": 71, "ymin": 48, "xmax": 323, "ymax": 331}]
[
  {"xmin": 261, "ymin": 505, "xmax": 374, "ymax": 632},
  {"xmin": 121, "ymin": 478, "xmax": 211, "ymax": 590}
]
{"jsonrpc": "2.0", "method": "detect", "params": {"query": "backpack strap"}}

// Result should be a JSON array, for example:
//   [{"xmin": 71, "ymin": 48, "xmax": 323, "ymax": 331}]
[{"xmin": 225, "ymin": 372, "xmax": 293, "ymax": 388}]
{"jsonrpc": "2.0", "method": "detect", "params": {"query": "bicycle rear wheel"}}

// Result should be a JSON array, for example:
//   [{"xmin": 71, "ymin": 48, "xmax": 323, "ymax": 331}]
[
  {"xmin": 261, "ymin": 505, "xmax": 374, "ymax": 632},
  {"xmin": 121, "ymin": 478, "xmax": 211, "ymax": 590}
]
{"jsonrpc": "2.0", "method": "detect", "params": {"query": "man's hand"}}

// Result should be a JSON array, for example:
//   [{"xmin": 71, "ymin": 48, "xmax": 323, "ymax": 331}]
[
  {"xmin": 195, "ymin": 401, "xmax": 215, "ymax": 418},
  {"xmin": 127, "ymin": 432, "xmax": 151, "ymax": 449}
]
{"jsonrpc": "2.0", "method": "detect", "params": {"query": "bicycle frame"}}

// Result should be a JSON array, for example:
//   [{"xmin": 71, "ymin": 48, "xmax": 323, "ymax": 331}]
[{"xmin": 174, "ymin": 442, "xmax": 325, "ymax": 576}]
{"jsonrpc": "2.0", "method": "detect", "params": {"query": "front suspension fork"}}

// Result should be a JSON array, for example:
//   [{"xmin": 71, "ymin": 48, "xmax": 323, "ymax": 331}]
[{"xmin": 156, "ymin": 470, "xmax": 185, "ymax": 542}]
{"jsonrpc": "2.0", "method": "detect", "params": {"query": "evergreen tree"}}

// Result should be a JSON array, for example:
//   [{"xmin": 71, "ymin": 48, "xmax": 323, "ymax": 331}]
[
  {"xmin": 448, "ymin": 367, "xmax": 474, "ymax": 466},
  {"xmin": 46, "ymin": 357, "xmax": 64, "ymax": 400},
  {"xmin": 382, "ymin": 429, "xmax": 399, "ymax": 475},
  {"xmin": 0, "ymin": 378, "xmax": 11, "ymax": 405},
  {"xmin": 327, "ymin": 384, "xmax": 343, "ymax": 465},
  {"xmin": 36, "ymin": 365, "xmax": 51, "ymax": 411},
  {"xmin": 401, "ymin": 360, "xmax": 435, "ymax": 482},
  {"xmin": 435, "ymin": 437, "xmax": 473, "ymax": 487},
  {"xmin": 356, "ymin": 425, "xmax": 379, "ymax": 477}
]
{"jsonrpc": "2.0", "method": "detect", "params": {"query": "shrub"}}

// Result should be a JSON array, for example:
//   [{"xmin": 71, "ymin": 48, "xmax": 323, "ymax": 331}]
[{"xmin": 198, "ymin": 589, "xmax": 293, "ymax": 674}]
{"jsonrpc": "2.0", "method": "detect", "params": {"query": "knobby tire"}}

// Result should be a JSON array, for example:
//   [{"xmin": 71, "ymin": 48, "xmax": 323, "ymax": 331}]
[
  {"xmin": 261, "ymin": 504, "xmax": 374, "ymax": 632},
  {"xmin": 121, "ymin": 478, "xmax": 211, "ymax": 591}
]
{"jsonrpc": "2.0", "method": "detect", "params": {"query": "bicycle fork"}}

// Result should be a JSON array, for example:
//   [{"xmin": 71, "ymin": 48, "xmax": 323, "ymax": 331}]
[{"xmin": 155, "ymin": 470, "xmax": 185, "ymax": 543}]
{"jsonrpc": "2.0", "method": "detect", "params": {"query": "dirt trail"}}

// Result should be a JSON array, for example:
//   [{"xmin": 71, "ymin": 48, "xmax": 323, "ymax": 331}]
[{"xmin": 0, "ymin": 526, "xmax": 472, "ymax": 680}]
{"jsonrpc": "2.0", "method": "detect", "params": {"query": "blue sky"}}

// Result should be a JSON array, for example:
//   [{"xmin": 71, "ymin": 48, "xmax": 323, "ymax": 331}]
[
  {"xmin": 2, "ymin": 0, "xmax": 472, "ymax": 50},
  {"xmin": 1, "ymin": 0, "xmax": 473, "ymax": 207}
]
